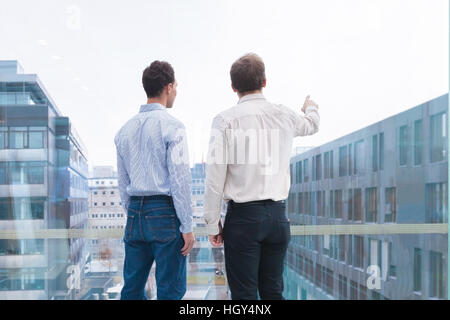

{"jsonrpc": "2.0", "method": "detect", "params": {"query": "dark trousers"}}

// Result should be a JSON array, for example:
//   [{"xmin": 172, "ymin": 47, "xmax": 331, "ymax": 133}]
[{"xmin": 223, "ymin": 199, "xmax": 291, "ymax": 300}]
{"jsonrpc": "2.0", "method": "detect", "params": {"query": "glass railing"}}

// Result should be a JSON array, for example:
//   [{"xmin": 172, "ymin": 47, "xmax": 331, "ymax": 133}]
[{"xmin": 0, "ymin": 223, "xmax": 448, "ymax": 300}]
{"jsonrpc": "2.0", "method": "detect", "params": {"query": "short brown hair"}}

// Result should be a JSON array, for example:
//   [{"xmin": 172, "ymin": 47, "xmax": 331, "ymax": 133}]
[
  {"xmin": 142, "ymin": 61, "xmax": 175, "ymax": 98},
  {"xmin": 230, "ymin": 53, "xmax": 266, "ymax": 94}
]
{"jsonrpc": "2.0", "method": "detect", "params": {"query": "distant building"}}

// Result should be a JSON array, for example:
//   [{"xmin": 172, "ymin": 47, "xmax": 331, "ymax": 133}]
[
  {"xmin": 191, "ymin": 162, "xmax": 206, "ymax": 218},
  {"xmin": 0, "ymin": 61, "xmax": 89, "ymax": 300},
  {"xmin": 87, "ymin": 166, "xmax": 125, "ymax": 260}
]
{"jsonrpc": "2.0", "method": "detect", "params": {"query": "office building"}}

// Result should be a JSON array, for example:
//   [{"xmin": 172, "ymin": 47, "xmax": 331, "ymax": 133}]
[
  {"xmin": 284, "ymin": 94, "xmax": 448, "ymax": 300},
  {"xmin": 0, "ymin": 61, "xmax": 89, "ymax": 300}
]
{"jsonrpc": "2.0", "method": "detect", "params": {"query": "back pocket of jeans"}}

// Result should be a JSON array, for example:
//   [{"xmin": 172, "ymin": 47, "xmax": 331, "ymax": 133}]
[{"xmin": 145, "ymin": 215, "xmax": 177, "ymax": 242}]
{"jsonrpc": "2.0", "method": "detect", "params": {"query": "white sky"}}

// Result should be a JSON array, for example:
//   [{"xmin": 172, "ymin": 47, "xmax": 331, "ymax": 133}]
[{"xmin": 0, "ymin": 0, "xmax": 448, "ymax": 169}]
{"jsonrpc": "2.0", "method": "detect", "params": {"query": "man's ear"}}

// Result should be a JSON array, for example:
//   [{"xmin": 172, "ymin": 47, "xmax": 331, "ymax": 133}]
[
  {"xmin": 262, "ymin": 78, "xmax": 267, "ymax": 88},
  {"xmin": 231, "ymin": 83, "xmax": 238, "ymax": 93}
]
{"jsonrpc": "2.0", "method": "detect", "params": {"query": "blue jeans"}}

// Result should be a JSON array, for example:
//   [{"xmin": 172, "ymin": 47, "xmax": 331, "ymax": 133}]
[{"xmin": 120, "ymin": 195, "xmax": 186, "ymax": 300}]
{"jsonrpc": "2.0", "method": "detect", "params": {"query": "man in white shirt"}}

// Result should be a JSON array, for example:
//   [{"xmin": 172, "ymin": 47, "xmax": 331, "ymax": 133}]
[{"xmin": 203, "ymin": 53, "xmax": 320, "ymax": 300}]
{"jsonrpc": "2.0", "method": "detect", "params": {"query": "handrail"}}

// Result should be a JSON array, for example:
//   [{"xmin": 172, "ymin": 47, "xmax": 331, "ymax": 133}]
[{"xmin": 0, "ymin": 223, "xmax": 447, "ymax": 239}]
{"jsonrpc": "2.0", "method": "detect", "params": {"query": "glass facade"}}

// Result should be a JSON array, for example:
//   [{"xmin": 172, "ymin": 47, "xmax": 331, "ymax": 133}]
[
  {"xmin": 283, "ymin": 94, "xmax": 449, "ymax": 300},
  {"xmin": 0, "ymin": 62, "xmax": 89, "ymax": 300}
]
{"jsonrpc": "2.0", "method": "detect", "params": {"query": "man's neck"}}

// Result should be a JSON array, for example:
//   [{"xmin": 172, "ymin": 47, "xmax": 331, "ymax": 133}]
[
  {"xmin": 147, "ymin": 97, "xmax": 167, "ymax": 107},
  {"xmin": 238, "ymin": 90, "xmax": 263, "ymax": 99}
]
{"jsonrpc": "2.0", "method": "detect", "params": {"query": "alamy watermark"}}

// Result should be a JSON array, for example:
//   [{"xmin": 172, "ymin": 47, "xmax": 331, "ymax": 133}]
[{"xmin": 171, "ymin": 128, "xmax": 283, "ymax": 176}]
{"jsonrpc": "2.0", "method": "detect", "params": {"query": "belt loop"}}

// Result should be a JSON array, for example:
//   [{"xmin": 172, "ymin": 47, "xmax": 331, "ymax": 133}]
[{"xmin": 140, "ymin": 197, "xmax": 144, "ymax": 211}]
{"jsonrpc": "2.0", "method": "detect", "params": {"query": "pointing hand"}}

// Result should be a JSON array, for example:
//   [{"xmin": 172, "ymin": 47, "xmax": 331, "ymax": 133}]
[{"xmin": 302, "ymin": 95, "xmax": 319, "ymax": 113}]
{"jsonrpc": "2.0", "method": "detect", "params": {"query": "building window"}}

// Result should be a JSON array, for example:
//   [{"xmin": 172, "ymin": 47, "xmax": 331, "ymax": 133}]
[
  {"xmin": 296, "ymin": 161, "xmax": 302, "ymax": 184},
  {"xmin": 303, "ymin": 159, "xmax": 309, "ymax": 182},
  {"xmin": 324, "ymin": 268, "xmax": 333, "ymax": 295},
  {"xmin": 354, "ymin": 188, "xmax": 362, "ymax": 221},
  {"xmin": 0, "ymin": 127, "xmax": 47, "ymax": 150},
  {"xmin": 348, "ymin": 143, "xmax": 353, "ymax": 175},
  {"xmin": 348, "ymin": 189, "xmax": 353, "ymax": 221},
  {"xmin": 298, "ymin": 192, "xmax": 303, "ymax": 214},
  {"xmin": 365, "ymin": 187, "xmax": 378, "ymax": 223},
  {"xmin": 0, "ymin": 197, "xmax": 46, "ymax": 220},
  {"xmin": 350, "ymin": 280, "xmax": 358, "ymax": 300},
  {"xmin": 94, "ymin": 202, "xmax": 97, "ymax": 206},
  {"xmin": 372, "ymin": 135, "xmax": 378, "ymax": 172},
  {"xmin": 315, "ymin": 263, "xmax": 322, "ymax": 288},
  {"xmin": 0, "ymin": 239, "xmax": 45, "ymax": 256},
  {"xmin": 9, "ymin": 127, "xmax": 28, "ymax": 149},
  {"xmin": 94, "ymin": 191, "xmax": 98, "ymax": 195},
  {"xmin": 288, "ymin": 193, "xmax": 295, "ymax": 214},
  {"xmin": 353, "ymin": 236, "xmax": 364, "ymax": 269},
  {"xmin": 369, "ymin": 239, "xmax": 381, "ymax": 274},
  {"xmin": 425, "ymin": 183, "xmax": 448, "ymax": 223},
  {"xmin": 304, "ymin": 192, "xmax": 310, "ymax": 215},
  {"xmin": 316, "ymin": 191, "xmax": 324, "ymax": 217},
  {"xmin": 430, "ymin": 112, "xmax": 447, "ymax": 163},
  {"xmin": 29, "ymin": 129, "xmax": 45, "ymax": 149},
  {"xmin": 354, "ymin": 140, "xmax": 365, "ymax": 175},
  {"xmin": 413, "ymin": 248, "xmax": 422, "ymax": 292},
  {"xmin": 385, "ymin": 187, "xmax": 397, "ymax": 223},
  {"xmin": 328, "ymin": 190, "xmax": 334, "ymax": 218},
  {"xmin": 429, "ymin": 251, "xmax": 445, "ymax": 299},
  {"xmin": 330, "ymin": 150, "xmax": 334, "ymax": 178},
  {"xmin": 414, "ymin": 120, "xmax": 423, "ymax": 165},
  {"xmin": 339, "ymin": 235, "xmax": 346, "ymax": 262},
  {"xmin": 399, "ymin": 125, "xmax": 409, "ymax": 166},
  {"xmin": 339, "ymin": 146, "xmax": 348, "ymax": 177},
  {"xmin": 379, "ymin": 133, "xmax": 384, "ymax": 170},
  {"xmin": 0, "ymin": 162, "xmax": 45, "ymax": 185},
  {"xmin": 339, "ymin": 275, "xmax": 347, "ymax": 300},
  {"xmin": 335, "ymin": 190, "xmax": 343, "ymax": 219},
  {"xmin": 0, "ymin": 127, "xmax": 7, "ymax": 149},
  {"xmin": 324, "ymin": 151, "xmax": 334, "ymax": 179},
  {"xmin": 388, "ymin": 242, "xmax": 396, "ymax": 278},
  {"xmin": 315, "ymin": 154, "xmax": 322, "ymax": 181}
]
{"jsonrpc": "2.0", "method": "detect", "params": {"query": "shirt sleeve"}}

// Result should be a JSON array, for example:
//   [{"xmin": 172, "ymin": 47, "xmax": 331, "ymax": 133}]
[
  {"xmin": 203, "ymin": 115, "xmax": 228, "ymax": 236},
  {"xmin": 166, "ymin": 124, "xmax": 193, "ymax": 234},
  {"xmin": 289, "ymin": 105, "xmax": 320, "ymax": 137},
  {"xmin": 116, "ymin": 151, "xmax": 131, "ymax": 211}
]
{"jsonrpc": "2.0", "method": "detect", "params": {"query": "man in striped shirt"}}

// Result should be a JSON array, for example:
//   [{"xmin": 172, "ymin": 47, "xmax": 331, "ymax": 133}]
[{"xmin": 115, "ymin": 61, "xmax": 195, "ymax": 300}]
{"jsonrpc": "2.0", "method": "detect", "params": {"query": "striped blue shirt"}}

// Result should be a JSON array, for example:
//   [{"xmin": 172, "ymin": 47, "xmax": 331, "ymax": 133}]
[{"xmin": 114, "ymin": 103, "xmax": 193, "ymax": 234}]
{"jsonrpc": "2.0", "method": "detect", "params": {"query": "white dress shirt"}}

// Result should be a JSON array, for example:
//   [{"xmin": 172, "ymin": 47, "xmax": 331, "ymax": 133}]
[{"xmin": 203, "ymin": 93, "xmax": 320, "ymax": 235}]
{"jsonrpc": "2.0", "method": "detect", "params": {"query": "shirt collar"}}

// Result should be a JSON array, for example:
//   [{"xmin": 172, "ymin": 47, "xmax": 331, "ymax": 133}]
[
  {"xmin": 238, "ymin": 93, "xmax": 266, "ymax": 104},
  {"xmin": 139, "ymin": 103, "xmax": 166, "ymax": 113}
]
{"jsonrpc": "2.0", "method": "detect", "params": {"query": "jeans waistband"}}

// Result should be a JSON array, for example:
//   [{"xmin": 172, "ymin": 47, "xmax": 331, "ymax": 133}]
[{"xmin": 130, "ymin": 195, "xmax": 173, "ymax": 202}]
